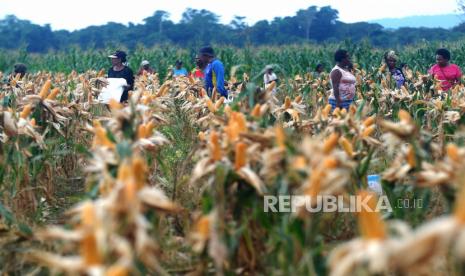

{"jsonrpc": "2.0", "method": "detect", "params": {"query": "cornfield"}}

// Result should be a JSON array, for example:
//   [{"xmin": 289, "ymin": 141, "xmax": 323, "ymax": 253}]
[{"xmin": 2, "ymin": 44, "xmax": 465, "ymax": 275}]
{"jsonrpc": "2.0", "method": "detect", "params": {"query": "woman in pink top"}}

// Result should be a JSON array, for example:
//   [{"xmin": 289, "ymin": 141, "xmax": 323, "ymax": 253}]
[
  {"xmin": 428, "ymin": 48, "xmax": 462, "ymax": 91},
  {"xmin": 329, "ymin": 49, "xmax": 356, "ymax": 110}
]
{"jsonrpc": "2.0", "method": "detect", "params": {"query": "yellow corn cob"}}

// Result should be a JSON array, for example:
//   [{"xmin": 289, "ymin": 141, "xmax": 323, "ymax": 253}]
[
  {"xmin": 323, "ymin": 156, "xmax": 338, "ymax": 169},
  {"xmin": 105, "ymin": 265, "xmax": 128, "ymax": 276},
  {"xmin": 295, "ymin": 95, "xmax": 303, "ymax": 103},
  {"xmin": 305, "ymin": 169, "xmax": 323, "ymax": 198},
  {"xmin": 322, "ymin": 104, "xmax": 332, "ymax": 118},
  {"xmin": 363, "ymin": 115, "xmax": 376, "ymax": 127},
  {"xmin": 215, "ymin": 97, "xmax": 225, "ymax": 110},
  {"xmin": 339, "ymin": 136, "xmax": 354, "ymax": 157},
  {"xmin": 79, "ymin": 202, "xmax": 102, "ymax": 265},
  {"xmin": 20, "ymin": 104, "xmax": 33, "ymax": 119},
  {"xmin": 206, "ymin": 98, "xmax": 216, "ymax": 113},
  {"xmin": 398, "ymin": 109, "xmax": 412, "ymax": 123},
  {"xmin": 251, "ymin": 104, "xmax": 261, "ymax": 118},
  {"xmin": 93, "ymin": 120, "xmax": 115, "ymax": 149},
  {"xmin": 357, "ymin": 190, "xmax": 386, "ymax": 240},
  {"xmin": 38, "ymin": 80, "xmax": 51, "ymax": 99},
  {"xmin": 284, "ymin": 96, "xmax": 291, "ymax": 109},
  {"xmin": 145, "ymin": 121, "xmax": 156, "ymax": 137},
  {"xmin": 446, "ymin": 144, "xmax": 460, "ymax": 163},
  {"xmin": 210, "ymin": 131, "xmax": 222, "ymax": 161},
  {"xmin": 292, "ymin": 156, "xmax": 307, "ymax": 170},
  {"xmin": 275, "ymin": 125, "xmax": 286, "ymax": 150},
  {"xmin": 132, "ymin": 157, "xmax": 147, "ymax": 189},
  {"xmin": 46, "ymin": 87, "xmax": 60, "ymax": 100},
  {"xmin": 97, "ymin": 68, "xmax": 106, "ymax": 77},
  {"xmin": 194, "ymin": 215, "xmax": 211, "ymax": 240},
  {"xmin": 235, "ymin": 142, "xmax": 248, "ymax": 170},
  {"xmin": 117, "ymin": 161, "xmax": 131, "ymax": 183},
  {"xmin": 323, "ymin": 133, "xmax": 340, "ymax": 154},
  {"xmin": 362, "ymin": 125, "xmax": 376, "ymax": 138},
  {"xmin": 108, "ymin": 99, "xmax": 123, "ymax": 110},
  {"xmin": 406, "ymin": 144, "xmax": 416, "ymax": 168},
  {"xmin": 266, "ymin": 81, "xmax": 276, "ymax": 93},
  {"xmin": 137, "ymin": 124, "xmax": 147, "ymax": 139}
]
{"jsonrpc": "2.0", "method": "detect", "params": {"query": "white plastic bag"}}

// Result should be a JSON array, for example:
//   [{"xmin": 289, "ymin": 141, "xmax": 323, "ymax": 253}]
[{"xmin": 97, "ymin": 78, "xmax": 127, "ymax": 104}]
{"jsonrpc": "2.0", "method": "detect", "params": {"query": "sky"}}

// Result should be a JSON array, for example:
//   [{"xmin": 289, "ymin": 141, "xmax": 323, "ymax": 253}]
[{"xmin": 0, "ymin": 0, "xmax": 460, "ymax": 31}]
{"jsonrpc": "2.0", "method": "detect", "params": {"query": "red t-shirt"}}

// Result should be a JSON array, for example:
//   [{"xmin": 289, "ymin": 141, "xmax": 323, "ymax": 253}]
[
  {"xmin": 190, "ymin": 68, "xmax": 205, "ymax": 79},
  {"xmin": 428, "ymin": 63, "xmax": 462, "ymax": 91}
]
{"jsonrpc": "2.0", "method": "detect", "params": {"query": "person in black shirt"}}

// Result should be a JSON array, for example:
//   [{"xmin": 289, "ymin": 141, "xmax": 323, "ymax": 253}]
[{"xmin": 107, "ymin": 50, "xmax": 134, "ymax": 103}]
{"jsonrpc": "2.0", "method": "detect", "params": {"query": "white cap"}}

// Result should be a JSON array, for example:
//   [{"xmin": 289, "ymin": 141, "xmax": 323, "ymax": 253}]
[
  {"xmin": 265, "ymin": 65, "xmax": 273, "ymax": 70},
  {"xmin": 141, "ymin": 60, "xmax": 150, "ymax": 66}
]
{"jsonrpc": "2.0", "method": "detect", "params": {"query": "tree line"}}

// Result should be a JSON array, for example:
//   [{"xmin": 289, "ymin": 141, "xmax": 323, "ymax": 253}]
[{"xmin": 1, "ymin": 6, "xmax": 465, "ymax": 53}]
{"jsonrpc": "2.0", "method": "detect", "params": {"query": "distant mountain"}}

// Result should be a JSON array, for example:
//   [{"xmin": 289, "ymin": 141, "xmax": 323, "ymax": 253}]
[{"xmin": 369, "ymin": 14, "xmax": 463, "ymax": 29}]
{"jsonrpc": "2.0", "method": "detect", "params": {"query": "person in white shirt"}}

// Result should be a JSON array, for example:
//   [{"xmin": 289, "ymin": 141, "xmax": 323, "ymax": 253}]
[{"xmin": 264, "ymin": 65, "xmax": 278, "ymax": 93}]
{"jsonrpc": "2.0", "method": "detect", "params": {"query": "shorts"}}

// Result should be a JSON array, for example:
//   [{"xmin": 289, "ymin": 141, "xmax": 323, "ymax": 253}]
[{"xmin": 329, "ymin": 98, "xmax": 353, "ymax": 110}]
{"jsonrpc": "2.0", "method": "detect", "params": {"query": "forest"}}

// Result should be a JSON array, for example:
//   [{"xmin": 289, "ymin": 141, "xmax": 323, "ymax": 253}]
[{"xmin": 1, "ymin": 5, "xmax": 465, "ymax": 52}]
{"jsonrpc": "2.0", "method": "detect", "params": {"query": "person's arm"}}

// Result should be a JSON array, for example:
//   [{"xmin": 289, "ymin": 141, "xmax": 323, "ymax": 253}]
[
  {"xmin": 455, "ymin": 65, "xmax": 462, "ymax": 84},
  {"xmin": 213, "ymin": 62, "xmax": 227, "ymax": 97},
  {"xmin": 126, "ymin": 68, "xmax": 135, "ymax": 90},
  {"xmin": 330, "ymin": 69, "xmax": 342, "ymax": 107}
]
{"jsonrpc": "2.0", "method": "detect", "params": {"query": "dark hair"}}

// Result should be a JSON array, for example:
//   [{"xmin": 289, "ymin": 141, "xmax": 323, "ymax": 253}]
[
  {"xmin": 436, "ymin": 48, "xmax": 451, "ymax": 61},
  {"xmin": 14, "ymin": 63, "xmax": 27, "ymax": 75},
  {"xmin": 315, "ymin": 63, "xmax": 323, "ymax": 71},
  {"xmin": 334, "ymin": 49, "xmax": 348, "ymax": 62},
  {"xmin": 175, "ymin": 60, "xmax": 183, "ymax": 66},
  {"xmin": 199, "ymin": 46, "xmax": 215, "ymax": 57}
]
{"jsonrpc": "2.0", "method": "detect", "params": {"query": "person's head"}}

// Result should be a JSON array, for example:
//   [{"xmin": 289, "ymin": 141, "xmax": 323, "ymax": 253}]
[
  {"xmin": 265, "ymin": 65, "xmax": 273, "ymax": 74},
  {"xmin": 315, "ymin": 63, "xmax": 324, "ymax": 73},
  {"xmin": 384, "ymin": 50, "xmax": 398, "ymax": 70},
  {"xmin": 198, "ymin": 46, "xmax": 215, "ymax": 64},
  {"xmin": 436, "ymin": 48, "xmax": 450, "ymax": 67},
  {"xmin": 13, "ymin": 63, "xmax": 27, "ymax": 78},
  {"xmin": 195, "ymin": 56, "xmax": 206, "ymax": 70},
  {"xmin": 334, "ymin": 49, "xmax": 351, "ymax": 68},
  {"xmin": 140, "ymin": 60, "xmax": 150, "ymax": 70},
  {"xmin": 175, "ymin": 60, "xmax": 183, "ymax": 69},
  {"xmin": 108, "ymin": 50, "xmax": 127, "ymax": 67}
]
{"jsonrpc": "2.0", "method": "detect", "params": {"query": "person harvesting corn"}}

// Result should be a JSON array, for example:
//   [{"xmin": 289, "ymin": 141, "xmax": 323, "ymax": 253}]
[
  {"xmin": 329, "ymin": 49, "xmax": 356, "ymax": 110},
  {"xmin": 198, "ymin": 46, "xmax": 228, "ymax": 98},
  {"xmin": 383, "ymin": 50, "xmax": 405, "ymax": 88},
  {"xmin": 428, "ymin": 48, "xmax": 462, "ymax": 91},
  {"xmin": 107, "ymin": 50, "xmax": 134, "ymax": 103}
]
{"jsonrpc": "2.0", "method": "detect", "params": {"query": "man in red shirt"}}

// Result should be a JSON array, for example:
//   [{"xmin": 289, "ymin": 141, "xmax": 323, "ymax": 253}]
[{"xmin": 190, "ymin": 56, "xmax": 205, "ymax": 79}]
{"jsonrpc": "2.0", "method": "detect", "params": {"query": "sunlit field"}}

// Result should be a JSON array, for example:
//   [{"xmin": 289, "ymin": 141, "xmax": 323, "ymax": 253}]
[{"xmin": 2, "ymin": 43, "xmax": 465, "ymax": 275}]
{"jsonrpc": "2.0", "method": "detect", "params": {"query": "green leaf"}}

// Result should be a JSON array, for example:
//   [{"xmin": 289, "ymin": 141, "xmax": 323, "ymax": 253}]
[{"xmin": 0, "ymin": 202, "xmax": 15, "ymax": 226}]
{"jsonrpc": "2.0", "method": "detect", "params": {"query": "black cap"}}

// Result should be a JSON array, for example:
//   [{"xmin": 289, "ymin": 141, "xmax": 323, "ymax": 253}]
[
  {"xmin": 108, "ymin": 50, "xmax": 127, "ymax": 62},
  {"xmin": 199, "ymin": 46, "xmax": 214, "ymax": 57}
]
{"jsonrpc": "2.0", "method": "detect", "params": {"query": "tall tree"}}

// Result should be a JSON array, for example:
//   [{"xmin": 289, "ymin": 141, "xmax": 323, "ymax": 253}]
[{"xmin": 296, "ymin": 6, "xmax": 318, "ymax": 41}]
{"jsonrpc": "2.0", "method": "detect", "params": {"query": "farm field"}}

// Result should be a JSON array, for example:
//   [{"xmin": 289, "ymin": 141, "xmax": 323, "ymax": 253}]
[{"xmin": 2, "ymin": 43, "xmax": 465, "ymax": 275}]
